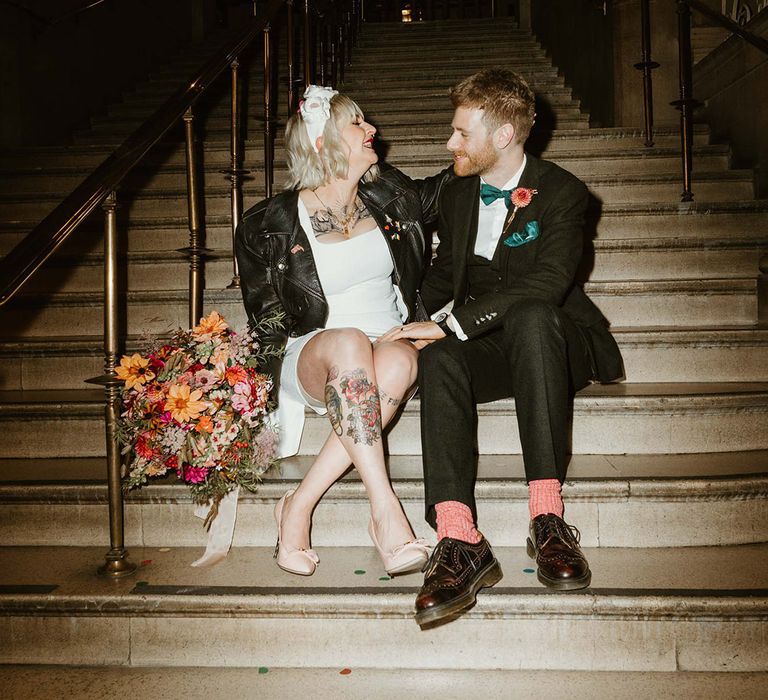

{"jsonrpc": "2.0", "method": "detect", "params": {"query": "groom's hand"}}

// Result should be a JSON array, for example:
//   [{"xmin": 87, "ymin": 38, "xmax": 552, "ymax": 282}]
[{"xmin": 376, "ymin": 321, "xmax": 446, "ymax": 348}]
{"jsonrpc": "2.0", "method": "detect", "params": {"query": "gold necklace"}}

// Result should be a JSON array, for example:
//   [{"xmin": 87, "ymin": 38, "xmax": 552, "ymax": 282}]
[{"xmin": 311, "ymin": 190, "xmax": 368, "ymax": 238}]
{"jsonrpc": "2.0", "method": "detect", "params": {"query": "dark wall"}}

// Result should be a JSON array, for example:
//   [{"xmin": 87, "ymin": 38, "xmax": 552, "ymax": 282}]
[
  {"xmin": 0, "ymin": 0, "xmax": 219, "ymax": 147},
  {"xmin": 531, "ymin": 0, "xmax": 614, "ymax": 127}
]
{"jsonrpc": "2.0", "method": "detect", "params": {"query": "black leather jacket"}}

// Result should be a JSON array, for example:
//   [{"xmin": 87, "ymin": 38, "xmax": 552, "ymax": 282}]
[{"xmin": 235, "ymin": 164, "xmax": 452, "ymax": 391}]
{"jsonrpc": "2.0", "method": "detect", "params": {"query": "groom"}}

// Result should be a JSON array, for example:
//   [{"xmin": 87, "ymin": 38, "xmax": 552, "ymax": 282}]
[{"xmin": 382, "ymin": 69, "xmax": 623, "ymax": 627}]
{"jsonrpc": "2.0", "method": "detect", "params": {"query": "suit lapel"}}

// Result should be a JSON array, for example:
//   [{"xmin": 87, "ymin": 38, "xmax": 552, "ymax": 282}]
[{"xmin": 492, "ymin": 154, "xmax": 541, "ymax": 263}]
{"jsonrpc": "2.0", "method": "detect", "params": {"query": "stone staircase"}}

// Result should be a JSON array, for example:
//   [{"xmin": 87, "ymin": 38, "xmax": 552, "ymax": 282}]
[{"xmin": 1, "ymin": 16, "xmax": 767, "ymax": 696}]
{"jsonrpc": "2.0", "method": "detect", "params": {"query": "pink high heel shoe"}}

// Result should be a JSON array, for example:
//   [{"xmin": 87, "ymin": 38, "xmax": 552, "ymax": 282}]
[
  {"xmin": 273, "ymin": 490, "xmax": 319, "ymax": 576},
  {"xmin": 368, "ymin": 519, "xmax": 431, "ymax": 576}
]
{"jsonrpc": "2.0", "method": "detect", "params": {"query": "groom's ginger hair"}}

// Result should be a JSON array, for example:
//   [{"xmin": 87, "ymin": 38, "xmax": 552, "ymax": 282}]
[{"xmin": 450, "ymin": 69, "xmax": 536, "ymax": 144}]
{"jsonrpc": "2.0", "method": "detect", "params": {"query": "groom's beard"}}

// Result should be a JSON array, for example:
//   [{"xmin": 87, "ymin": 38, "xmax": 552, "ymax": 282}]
[{"xmin": 451, "ymin": 139, "xmax": 498, "ymax": 177}]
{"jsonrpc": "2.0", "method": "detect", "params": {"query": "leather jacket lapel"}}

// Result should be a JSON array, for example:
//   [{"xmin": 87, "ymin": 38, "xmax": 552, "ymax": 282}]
[{"xmin": 262, "ymin": 191, "xmax": 324, "ymax": 301}]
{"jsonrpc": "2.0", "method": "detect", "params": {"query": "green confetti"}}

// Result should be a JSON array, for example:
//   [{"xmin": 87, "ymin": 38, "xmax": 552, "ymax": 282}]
[
  {"xmin": 523, "ymin": 568, "xmax": 535, "ymax": 574},
  {"xmin": 378, "ymin": 576, "xmax": 391, "ymax": 581},
  {"xmin": 258, "ymin": 667, "xmax": 269, "ymax": 674},
  {"xmin": 354, "ymin": 569, "xmax": 366, "ymax": 575}
]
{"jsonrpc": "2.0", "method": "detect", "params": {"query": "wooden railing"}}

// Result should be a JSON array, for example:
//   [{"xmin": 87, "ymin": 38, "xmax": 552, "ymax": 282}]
[{"xmin": 0, "ymin": 0, "xmax": 360, "ymax": 576}]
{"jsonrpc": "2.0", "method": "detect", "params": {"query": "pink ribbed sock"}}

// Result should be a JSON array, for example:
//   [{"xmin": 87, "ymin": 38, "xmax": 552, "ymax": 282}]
[
  {"xmin": 528, "ymin": 478, "xmax": 564, "ymax": 519},
  {"xmin": 435, "ymin": 501, "xmax": 482, "ymax": 543}
]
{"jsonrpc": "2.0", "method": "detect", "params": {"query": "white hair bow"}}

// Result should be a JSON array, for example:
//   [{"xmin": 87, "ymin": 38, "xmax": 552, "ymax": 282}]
[{"xmin": 299, "ymin": 84, "xmax": 338, "ymax": 152}]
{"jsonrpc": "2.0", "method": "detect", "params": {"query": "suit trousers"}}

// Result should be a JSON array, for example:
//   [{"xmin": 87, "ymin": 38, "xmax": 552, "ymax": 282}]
[{"xmin": 419, "ymin": 299, "xmax": 594, "ymax": 528}]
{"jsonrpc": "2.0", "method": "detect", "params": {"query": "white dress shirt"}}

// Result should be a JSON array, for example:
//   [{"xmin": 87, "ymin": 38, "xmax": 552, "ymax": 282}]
[{"xmin": 448, "ymin": 155, "xmax": 527, "ymax": 339}]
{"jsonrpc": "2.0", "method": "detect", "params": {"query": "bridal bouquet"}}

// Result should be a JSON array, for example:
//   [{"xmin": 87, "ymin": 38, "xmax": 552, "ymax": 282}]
[{"xmin": 116, "ymin": 311, "xmax": 283, "ymax": 521}]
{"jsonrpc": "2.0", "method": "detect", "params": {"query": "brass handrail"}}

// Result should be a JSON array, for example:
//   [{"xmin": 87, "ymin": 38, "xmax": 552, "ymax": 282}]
[
  {"xmin": 0, "ymin": 0, "xmax": 285, "ymax": 307},
  {"xmin": 1, "ymin": 0, "xmax": 358, "ymax": 577},
  {"xmin": 1, "ymin": 0, "xmax": 116, "ymax": 28}
]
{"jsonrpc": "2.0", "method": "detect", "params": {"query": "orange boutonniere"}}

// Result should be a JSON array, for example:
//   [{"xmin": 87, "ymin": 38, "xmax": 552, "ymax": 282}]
[{"xmin": 502, "ymin": 187, "xmax": 539, "ymax": 238}]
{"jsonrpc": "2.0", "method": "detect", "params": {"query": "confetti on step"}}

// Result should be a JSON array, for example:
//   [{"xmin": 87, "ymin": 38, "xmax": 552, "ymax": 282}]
[
  {"xmin": 140, "ymin": 560, "xmax": 153, "ymax": 566},
  {"xmin": 378, "ymin": 576, "xmax": 392, "ymax": 581},
  {"xmin": 158, "ymin": 548, "xmax": 171, "ymax": 552},
  {"xmin": 258, "ymin": 667, "xmax": 269, "ymax": 674},
  {"xmin": 354, "ymin": 569, "xmax": 366, "ymax": 575},
  {"xmin": 523, "ymin": 568, "xmax": 535, "ymax": 574},
  {"xmin": 339, "ymin": 668, "xmax": 352, "ymax": 675}
]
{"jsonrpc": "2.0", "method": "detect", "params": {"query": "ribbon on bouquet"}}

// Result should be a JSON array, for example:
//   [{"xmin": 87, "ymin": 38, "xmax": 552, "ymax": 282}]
[{"xmin": 191, "ymin": 486, "xmax": 241, "ymax": 567}]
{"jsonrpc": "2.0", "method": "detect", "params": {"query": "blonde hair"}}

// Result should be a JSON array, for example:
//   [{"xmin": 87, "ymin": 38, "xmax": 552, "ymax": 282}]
[
  {"xmin": 284, "ymin": 93, "xmax": 380, "ymax": 190},
  {"xmin": 450, "ymin": 69, "xmax": 536, "ymax": 144}
]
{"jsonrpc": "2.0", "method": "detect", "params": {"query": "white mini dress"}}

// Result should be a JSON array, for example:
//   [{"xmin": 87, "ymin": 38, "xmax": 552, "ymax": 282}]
[{"xmin": 273, "ymin": 199, "xmax": 407, "ymax": 457}]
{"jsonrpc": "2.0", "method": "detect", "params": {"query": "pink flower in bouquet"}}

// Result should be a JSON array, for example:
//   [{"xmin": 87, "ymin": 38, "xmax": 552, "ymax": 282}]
[
  {"xmin": 194, "ymin": 369, "xmax": 219, "ymax": 390},
  {"xmin": 231, "ymin": 381, "xmax": 253, "ymax": 414},
  {"xmin": 181, "ymin": 465, "xmax": 208, "ymax": 484}
]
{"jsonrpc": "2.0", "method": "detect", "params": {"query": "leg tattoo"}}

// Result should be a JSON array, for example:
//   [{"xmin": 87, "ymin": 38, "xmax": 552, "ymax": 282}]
[
  {"xmin": 325, "ymin": 384, "xmax": 343, "ymax": 436},
  {"xmin": 378, "ymin": 387, "xmax": 403, "ymax": 407},
  {"xmin": 339, "ymin": 368, "xmax": 382, "ymax": 445}
]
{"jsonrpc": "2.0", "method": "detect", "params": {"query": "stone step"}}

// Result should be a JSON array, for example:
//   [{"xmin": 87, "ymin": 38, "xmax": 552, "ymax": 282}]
[
  {"xmin": 0, "ymin": 384, "xmax": 765, "ymax": 458},
  {"xmin": 104, "ymin": 85, "xmax": 580, "ymax": 123},
  {"xmin": 4, "ymin": 143, "xmax": 733, "ymax": 198},
  {"xmin": 4, "ymin": 199, "xmax": 759, "ymax": 259},
  {"xmin": 5, "ymin": 230, "xmax": 762, "ymax": 301},
  {"xmin": 1, "ymin": 544, "xmax": 766, "ymax": 671},
  {"xmin": 0, "ymin": 170, "xmax": 753, "ymax": 228},
  {"xmin": 1, "ymin": 327, "xmax": 766, "ymax": 391},
  {"xmin": 0, "ymin": 149, "xmax": 730, "ymax": 204},
  {"xmin": 0, "ymin": 126, "xmax": 713, "ymax": 172},
  {"xmin": 0, "ymin": 278, "xmax": 757, "ymax": 338},
  {"xmin": 0, "ymin": 272, "xmax": 758, "ymax": 333},
  {"xmin": 2, "ymin": 666, "xmax": 765, "ymax": 700},
  {"xmin": 80, "ymin": 103, "xmax": 588, "ymax": 140},
  {"xmin": 1, "ymin": 452, "xmax": 767, "ymax": 548}
]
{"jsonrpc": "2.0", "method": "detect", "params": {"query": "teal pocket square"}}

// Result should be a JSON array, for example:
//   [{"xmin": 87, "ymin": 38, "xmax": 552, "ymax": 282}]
[{"xmin": 503, "ymin": 220, "xmax": 539, "ymax": 248}]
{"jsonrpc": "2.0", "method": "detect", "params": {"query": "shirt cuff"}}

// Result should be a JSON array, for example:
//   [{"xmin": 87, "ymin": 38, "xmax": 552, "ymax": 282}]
[{"xmin": 447, "ymin": 313, "xmax": 468, "ymax": 341}]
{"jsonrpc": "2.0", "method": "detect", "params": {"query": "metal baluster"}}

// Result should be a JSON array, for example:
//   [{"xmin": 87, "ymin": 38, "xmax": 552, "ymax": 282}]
[
  {"xmin": 87, "ymin": 191, "xmax": 136, "ymax": 578},
  {"xmin": 329, "ymin": 22, "xmax": 337, "ymax": 86},
  {"xmin": 182, "ymin": 108, "xmax": 206, "ymax": 320},
  {"xmin": 223, "ymin": 63, "xmax": 247, "ymax": 290},
  {"xmin": 303, "ymin": 0, "xmax": 312, "ymax": 86},
  {"xmin": 673, "ymin": 0, "xmax": 698, "ymax": 201},
  {"xmin": 338, "ymin": 18, "xmax": 346, "ymax": 83},
  {"xmin": 634, "ymin": 0, "xmax": 659, "ymax": 147},
  {"xmin": 264, "ymin": 23, "xmax": 274, "ymax": 198},
  {"xmin": 319, "ymin": 18, "xmax": 327, "ymax": 85},
  {"xmin": 287, "ymin": 0, "xmax": 297, "ymax": 114}
]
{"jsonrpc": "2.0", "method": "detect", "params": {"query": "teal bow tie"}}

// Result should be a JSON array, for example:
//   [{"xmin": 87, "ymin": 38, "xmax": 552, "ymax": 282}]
[{"xmin": 479, "ymin": 183, "xmax": 512, "ymax": 207}]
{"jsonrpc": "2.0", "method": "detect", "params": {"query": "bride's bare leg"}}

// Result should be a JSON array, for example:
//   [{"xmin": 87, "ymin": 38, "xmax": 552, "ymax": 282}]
[{"xmin": 278, "ymin": 329, "xmax": 418, "ymax": 553}]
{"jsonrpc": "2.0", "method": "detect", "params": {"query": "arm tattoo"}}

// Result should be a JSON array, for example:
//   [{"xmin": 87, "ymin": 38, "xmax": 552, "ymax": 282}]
[
  {"xmin": 327, "ymin": 365, "xmax": 339, "ymax": 382},
  {"xmin": 325, "ymin": 384, "xmax": 343, "ymax": 436},
  {"xmin": 339, "ymin": 368, "xmax": 382, "ymax": 445}
]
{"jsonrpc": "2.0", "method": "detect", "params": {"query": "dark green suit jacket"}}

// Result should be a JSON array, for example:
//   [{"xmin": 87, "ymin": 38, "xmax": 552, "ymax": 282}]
[{"xmin": 419, "ymin": 154, "xmax": 624, "ymax": 383}]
